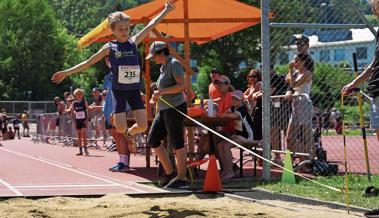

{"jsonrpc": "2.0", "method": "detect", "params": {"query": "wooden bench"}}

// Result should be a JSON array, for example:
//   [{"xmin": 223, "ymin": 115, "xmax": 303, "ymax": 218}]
[{"xmin": 238, "ymin": 141, "xmax": 311, "ymax": 177}]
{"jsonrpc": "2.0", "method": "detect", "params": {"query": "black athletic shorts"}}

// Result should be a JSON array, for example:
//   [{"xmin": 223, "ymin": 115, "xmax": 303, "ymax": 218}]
[
  {"xmin": 112, "ymin": 89, "xmax": 145, "ymax": 113},
  {"xmin": 147, "ymin": 103, "xmax": 187, "ymax": 150},
  {"xmin": 75, "ymin": 119, "xmax": 86, "ymax": 130}
]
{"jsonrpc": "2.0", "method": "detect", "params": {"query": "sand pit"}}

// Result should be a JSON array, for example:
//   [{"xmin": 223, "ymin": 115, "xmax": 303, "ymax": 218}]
[{"xmin": 0, "ymin": 193, "xmax": 362, "ymax": 218}]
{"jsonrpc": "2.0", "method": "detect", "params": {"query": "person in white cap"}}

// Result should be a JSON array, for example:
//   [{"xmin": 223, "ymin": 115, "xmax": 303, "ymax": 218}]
[
  {"xmin": 146, "ymin": 41, "xmax": 188, "ymax": 189},
  {"xmin": 218, "ymin": 90, "xmax": 254, "ymax": 179}
]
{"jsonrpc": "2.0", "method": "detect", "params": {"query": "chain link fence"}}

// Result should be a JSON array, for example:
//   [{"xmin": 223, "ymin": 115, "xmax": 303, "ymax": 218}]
[{"xmin": 262, "ymin": 0, "xmax": 379, "ymax": 178}]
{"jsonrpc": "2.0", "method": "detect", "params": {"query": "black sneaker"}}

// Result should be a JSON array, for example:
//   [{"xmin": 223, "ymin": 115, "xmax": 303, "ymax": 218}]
[
  {"xmin": 163, "ymin": 178, "xmax": 188, "ymax": 190},
  {"xmin": 159, "ymin": 172, "xmax": 177, "ymax": 187},
  {"xmin": 365, "ymin": 208, "xmax": 379, "ymax": 218}
]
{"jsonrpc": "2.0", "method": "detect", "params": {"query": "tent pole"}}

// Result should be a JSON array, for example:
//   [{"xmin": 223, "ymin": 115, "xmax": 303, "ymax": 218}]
[
  {"xmin": 144, "ymin": 21, "xmax": 152, "ymax": 168},
  {"xmin": 183, "ymin": 0, "xmax": 194, "ymax": 164}
]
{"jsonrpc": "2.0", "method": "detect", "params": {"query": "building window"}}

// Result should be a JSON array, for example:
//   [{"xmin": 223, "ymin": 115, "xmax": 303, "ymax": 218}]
[
  {"xmin": 356, "ymin": 47, "xmax": 368, "ymax": 60},
  {"xmin": 320, "ymin": 50, "xmax": 330, "ymax": 62},
  {"xmin": 334, "ymin": 49, "xmax": 346, "ymax": 62}
]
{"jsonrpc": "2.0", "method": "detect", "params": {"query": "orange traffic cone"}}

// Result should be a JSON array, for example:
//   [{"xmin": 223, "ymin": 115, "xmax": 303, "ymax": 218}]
[{"xmin": 202, "ymin": 155, "xmax": 222, "ymax": 192}]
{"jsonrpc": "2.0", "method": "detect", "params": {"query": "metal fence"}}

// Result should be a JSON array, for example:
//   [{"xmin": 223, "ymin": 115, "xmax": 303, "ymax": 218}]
[
  {"xmin": 0, "ymin": 101, "xmax": 55, "ymax": 121},
  {"xmin": 261, "ymin": 0, "xmax": 379, "ymax": 180}
]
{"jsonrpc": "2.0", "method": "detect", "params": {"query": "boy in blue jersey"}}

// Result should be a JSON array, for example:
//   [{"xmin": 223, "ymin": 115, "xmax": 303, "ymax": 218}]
[{"xmin": 52, "ymin": 0, "xmax": 175, "ymax": 148}]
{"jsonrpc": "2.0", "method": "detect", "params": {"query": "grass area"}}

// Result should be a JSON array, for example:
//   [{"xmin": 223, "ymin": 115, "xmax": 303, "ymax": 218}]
[
  {"xmin": 322, "ymin": 129, "xmax": 374, "ymax": 136},
  {"xmin": 258, "ymin": 175, "xmax": 379, "ymax": 209}
]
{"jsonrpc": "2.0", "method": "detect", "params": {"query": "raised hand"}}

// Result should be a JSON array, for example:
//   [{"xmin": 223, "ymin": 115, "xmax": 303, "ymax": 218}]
[
  {"xmin": 165, "ymin": 0, "xmax": 176, "ymax": 12},
  {"xmin": 51, "ymin": 71, "xmax": 66, "ymax": 84}
]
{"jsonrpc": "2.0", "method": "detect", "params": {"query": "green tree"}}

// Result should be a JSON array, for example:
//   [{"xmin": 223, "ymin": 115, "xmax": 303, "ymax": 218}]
[{"xmin": 0, "ymin": 0, "xmax": 78, "ymax": 100}]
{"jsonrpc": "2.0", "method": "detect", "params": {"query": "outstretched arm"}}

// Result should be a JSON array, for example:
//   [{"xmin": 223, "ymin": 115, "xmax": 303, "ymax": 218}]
[
  {"xmin": 131, "ymin": 0, "xmax": 175, "ymax": 45},
  {"xmin": 51, "ymin": 44, "xmax": 110, "ymax": 84}
]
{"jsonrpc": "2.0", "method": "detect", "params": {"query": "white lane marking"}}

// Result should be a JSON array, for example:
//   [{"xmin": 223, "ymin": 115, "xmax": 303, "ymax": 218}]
[
  {"xmin": 0, "ymin": 179, "xmax": 23, "ymax": 196},
  {"xmin": 0, "ymin": 147, "xmax": 146, "ymax": 193},
  {"xmin": 37, "ymin": 156, "xmax": 166, "ymax": 193},
  {"xmin": 13, "ymin": 184, "xmax": 120, "ymax": 189}
]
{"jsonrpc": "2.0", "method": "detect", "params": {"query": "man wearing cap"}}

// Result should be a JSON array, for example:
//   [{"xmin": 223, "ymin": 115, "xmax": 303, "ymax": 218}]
[
  {"xmin": 208, "ymin": 68, "xmax": 222, "ymax": 100},
  {"xmin": 146, "ymin": 41, "xmax": 188, "ymax": 189}
]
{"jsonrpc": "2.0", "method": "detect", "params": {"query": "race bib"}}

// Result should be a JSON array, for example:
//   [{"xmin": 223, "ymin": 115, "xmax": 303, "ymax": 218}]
[
  {"xmin": 75, "ymin": 111, "xmax": 86, "ymax": 119},
  {"xmin": 118, "ymin": 65, "xmax": 140, "ymax": 84}
]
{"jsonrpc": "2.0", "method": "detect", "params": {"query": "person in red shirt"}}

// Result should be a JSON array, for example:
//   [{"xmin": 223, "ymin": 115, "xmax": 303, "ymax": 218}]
[
  {"xmin": 197, "ymin": 75, "xmax": 235, "ymax": 158},
  {"xmin": 208, "ymin": 68, "xmax": 222, "ymax": 100}
]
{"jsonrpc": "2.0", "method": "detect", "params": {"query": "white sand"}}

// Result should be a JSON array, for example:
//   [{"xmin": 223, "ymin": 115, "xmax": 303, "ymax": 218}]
[{"xmin": 0, "ymin": 193, "xmax": 362, "ymax": 218}]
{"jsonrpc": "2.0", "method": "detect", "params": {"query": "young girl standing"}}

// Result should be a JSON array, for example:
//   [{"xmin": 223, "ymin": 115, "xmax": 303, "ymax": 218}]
[
  {"xmin": 52, "ymin": 0, "xmax": 175, "ymax": 148},
  {"xmin": 68, "ymin": 89, "xmax": 90, "ymax": 156}
]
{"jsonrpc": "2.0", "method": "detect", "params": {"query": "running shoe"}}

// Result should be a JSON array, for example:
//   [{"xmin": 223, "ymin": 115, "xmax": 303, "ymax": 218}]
[
  {"xmin": 365, "ymin": 208, "xmax": 379, "ymax": 217},
  {"xmin": 76, "ymin": 152, "xmax": 83, "ymax": 156},
  {"xmin": 109, "ymin": 162, "xmax": 122, "ymax": 171},
  {"xmin": 159, "ymin": 172, "xmax": 177, "ymax": 187},
  {"xmin": 163, "ymin": 177, "xmax": 188, "ymax": 190},
  {"xmin": 110, "ymin": 162, "xmax": 133, "ymax": 172}
]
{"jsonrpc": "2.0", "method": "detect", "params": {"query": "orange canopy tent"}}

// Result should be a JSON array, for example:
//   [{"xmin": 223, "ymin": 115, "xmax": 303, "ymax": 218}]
[
  {"xmin": 78, "ymin": 0, "xmax": 263, "ymax": 48},
  {"xmin": 78, "ymin": 0, "xmax": 265, "ymax": 166}
]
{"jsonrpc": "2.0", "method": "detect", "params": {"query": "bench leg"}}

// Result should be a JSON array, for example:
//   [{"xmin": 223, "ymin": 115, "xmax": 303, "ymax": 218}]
[
  {"xmin": 240, "ymin": 148, "xmax": 243, "ymax": 178},
  {"xmin": 253, "ymin": 147, "xmax": 257, "ymax": 177}
]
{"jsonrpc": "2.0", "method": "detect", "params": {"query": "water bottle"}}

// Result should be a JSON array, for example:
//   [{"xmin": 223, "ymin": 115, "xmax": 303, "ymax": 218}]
[{"xmin": 207, "ymin": 99, "xmax": 214, "ymax": 117}]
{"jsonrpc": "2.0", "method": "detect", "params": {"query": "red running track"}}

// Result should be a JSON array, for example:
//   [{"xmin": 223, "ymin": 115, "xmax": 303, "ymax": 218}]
[
  {"xmin": 0, "ymin": 138, "xmax": 165, "ymax": 197},
  {"xmin": 322, "ymin": 135, "xmax": 379, "ymax": 174}
]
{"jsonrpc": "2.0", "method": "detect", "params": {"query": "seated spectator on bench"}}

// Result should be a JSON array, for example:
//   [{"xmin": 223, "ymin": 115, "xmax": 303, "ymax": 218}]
[
  {"xmin": 197, "ymin": 75, "xmax": 234, "ymax": 158},
  {"xmin": 217, "ymin": 90, "xmax": 254, "ymax": 179}
]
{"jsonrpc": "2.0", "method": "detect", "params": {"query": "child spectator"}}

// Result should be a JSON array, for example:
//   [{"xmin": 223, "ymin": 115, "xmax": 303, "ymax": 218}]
[
  {"xmin": 13, "ymin": 115, "xmax": 21, "ymax": 139},
  {"xmin": 8, "ymin": 126, "xmax": 14, "ymax": 140},
  {"xmin": 218, "ymin": 90, "xmax": 254, "ymax": 179},
  {"xmin": 67, "ymin": 89, "xmax": 90, "ymax": 156}
]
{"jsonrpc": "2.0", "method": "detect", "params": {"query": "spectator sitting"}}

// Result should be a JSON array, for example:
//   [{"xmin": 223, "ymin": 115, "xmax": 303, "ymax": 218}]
[
  {"xmin": 217, "ymin": 90, "xmax": 254, "ymax": 179},
  {"xmin": 208, "ymin": 68, "xmax": 222, "ymax": 100},
  {"xmin": 197, "ymin": 75, "xmax": 234, "ymax": 158}
]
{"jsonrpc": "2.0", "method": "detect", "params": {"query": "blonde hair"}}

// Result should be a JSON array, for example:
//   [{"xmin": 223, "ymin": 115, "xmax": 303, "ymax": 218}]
[
  {"xmin": 73, "ymin": 88, "xmax": 84, "ymax": 97},
  {"xmin": 107, "ymin": 12, "xmax": 130, "ymax": 30}
]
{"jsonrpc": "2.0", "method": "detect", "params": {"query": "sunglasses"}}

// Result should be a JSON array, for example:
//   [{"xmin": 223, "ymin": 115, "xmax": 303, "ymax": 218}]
[
  {"xmin": 214, "ymin": 81, "xmax": 227, "ymax": 85},
  {"xmin": 249, "ymin": 75, "xmax": 258, "ymax": 78}
]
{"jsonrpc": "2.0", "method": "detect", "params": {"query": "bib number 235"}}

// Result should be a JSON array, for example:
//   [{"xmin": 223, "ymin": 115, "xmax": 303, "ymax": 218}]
[{"xmin": 118, "ymin": 65, "xmax": 140, "ymax": 84}]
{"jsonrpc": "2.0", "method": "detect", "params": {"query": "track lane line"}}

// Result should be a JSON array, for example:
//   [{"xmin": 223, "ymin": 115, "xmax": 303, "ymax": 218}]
[
  {"xmin": 0, "ymin": 147, "xmax": 146, "ymax": 193},
  {"xmin": 0, "ymin": 179, "xmax": 23, "ymax": 196},
  {"xmin": 37, "ymin": 156, "xmax": 166, "ymax": 193}
]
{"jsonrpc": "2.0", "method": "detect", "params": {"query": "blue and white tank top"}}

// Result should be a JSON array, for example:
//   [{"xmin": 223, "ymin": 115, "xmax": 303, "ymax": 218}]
[{"xmin": 108, "ymin": 40, "xmax": 142, "ymax": 91}]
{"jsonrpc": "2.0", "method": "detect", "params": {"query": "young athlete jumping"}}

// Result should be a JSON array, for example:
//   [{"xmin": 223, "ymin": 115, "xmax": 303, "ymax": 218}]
[{"xmin": 51, "ymin": 0, "xmax": 175, "ymax": 148}]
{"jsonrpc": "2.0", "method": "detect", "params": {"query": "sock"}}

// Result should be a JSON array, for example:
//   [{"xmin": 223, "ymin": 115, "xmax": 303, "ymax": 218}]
[
  {"xmin": 121, "ymin": 155, "xmax": 129, "ymax": 166},
  {"xmin": 119, "ymin": 154, "xmax": 123, "ymax": 163}
]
